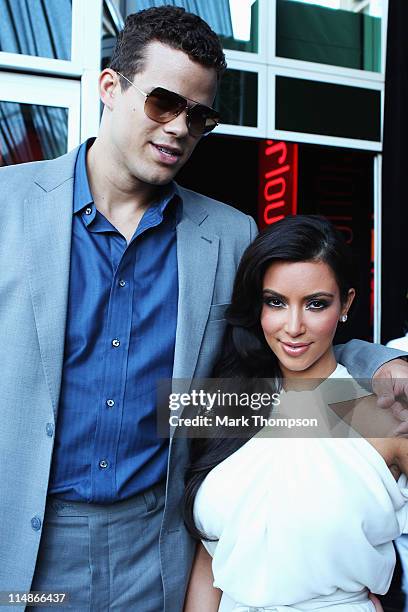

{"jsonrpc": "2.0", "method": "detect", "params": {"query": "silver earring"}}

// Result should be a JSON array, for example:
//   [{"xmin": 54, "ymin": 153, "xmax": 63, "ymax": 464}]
[{"xmin": 340, "ymin": 314, "xmax": 348, "ymax": 323}]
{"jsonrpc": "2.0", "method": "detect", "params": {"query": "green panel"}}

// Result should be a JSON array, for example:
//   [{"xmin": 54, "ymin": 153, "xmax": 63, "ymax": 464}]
[
  {"xmin": 276, "ymin": 77, "xmax": 381, "ymax": 141},
  {"xmin": 276, "ymin": 0, "xmax": 381, "ymax": 72},
  {"xmin": 362, "ymin": 13, "xmax": 381, "ymax": 71}
]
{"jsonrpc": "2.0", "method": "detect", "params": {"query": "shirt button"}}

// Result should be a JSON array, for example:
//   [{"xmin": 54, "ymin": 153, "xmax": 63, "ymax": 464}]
[
  {"xmin": 99, "ymin": 459, "xmax": 109, "ymax": 469},
  {"xmin": 85, "ymin": 207, "xmax": 92, "ymax": 215},
  {"xmin": 112, "ymin": 338, "xmax": 120, "ymax": 348},
  {"xmin": 119, "ymin": 279, "xmax": 126, "ymax": 288},
  {"xmin": 31, "ymin": 516, "xmax": 42, "ymax": 531},
  {"xmin": 46, "ymin": 423, "xmax": 54, "ymax": 437},
  {"xmin": 106, "ymin": 399, "xmax": 115, "ymax": 408}
]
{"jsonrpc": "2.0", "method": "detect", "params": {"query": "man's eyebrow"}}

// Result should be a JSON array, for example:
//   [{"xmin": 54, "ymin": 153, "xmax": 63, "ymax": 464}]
[{"xmin": 262, "ymin": 289, "xmax": 335, "ymax": 300}]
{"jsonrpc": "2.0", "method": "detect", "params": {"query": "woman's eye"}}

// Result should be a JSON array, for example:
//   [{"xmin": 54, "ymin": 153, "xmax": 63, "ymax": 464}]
[
  {"xmin": 306, "ymin": 300, "xmax": 328, "ymax": 310},
  {"xmin": 265, "ymin": 297, "xmax": 285, "ymax": 308}
]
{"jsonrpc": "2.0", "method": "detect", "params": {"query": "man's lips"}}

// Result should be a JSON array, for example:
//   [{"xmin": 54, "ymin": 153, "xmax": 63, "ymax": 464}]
[
  {"xmin": 151, "ymin": 143, "xmax": 183, "ymax": 164},
  {"xmin": 279, "ymin": 341, "xmax": 312, "ymax": 357}
]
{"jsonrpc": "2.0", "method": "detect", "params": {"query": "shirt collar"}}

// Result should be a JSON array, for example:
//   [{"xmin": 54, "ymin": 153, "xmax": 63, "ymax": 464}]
[
  {"xmin": 137, "ymin": 183, "xmax": 181, "ymax": 234},
  {"xmin": 73, "ymin": 139, "xmax": 94, "ymax": 215}
]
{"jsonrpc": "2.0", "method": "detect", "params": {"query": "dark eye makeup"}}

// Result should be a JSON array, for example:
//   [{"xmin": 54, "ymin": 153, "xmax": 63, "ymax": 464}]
[{"xmin": 262, "ymin": 293, "xmax": 333, "ymax": 311}]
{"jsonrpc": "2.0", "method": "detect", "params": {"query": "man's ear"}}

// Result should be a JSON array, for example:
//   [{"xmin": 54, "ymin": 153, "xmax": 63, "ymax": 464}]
[{"xmin": 99, "ymin": 69, "xmax": 120, "ymax": 110}]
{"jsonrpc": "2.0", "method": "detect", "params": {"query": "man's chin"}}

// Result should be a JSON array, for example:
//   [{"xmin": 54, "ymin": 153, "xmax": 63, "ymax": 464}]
[
  {"xmin": 152, "ymin": 174, "xmax": 176, "ymax": 186},
  {"xmin": 138, "ymin": 168, "xmax": 178, "ymax": 187}
]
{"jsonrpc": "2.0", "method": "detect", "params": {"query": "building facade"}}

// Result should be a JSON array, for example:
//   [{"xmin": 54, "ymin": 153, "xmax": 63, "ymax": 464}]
[{"xmin": 0, "ymin": 0, "xmax": 386, "ymax": 342}]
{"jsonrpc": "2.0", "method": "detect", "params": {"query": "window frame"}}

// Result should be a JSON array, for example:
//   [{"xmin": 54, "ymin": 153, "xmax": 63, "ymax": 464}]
[
  {"xmin": 0, "ymin": 71, "xmax": 81, "ymax": 151},
  {"xmin": 0, "ymin": 0, "xmax": 102, "ymax": 76},
  {"xmin": 221, "ymin": 0, "xmax": 268, "ymax": 64},
  {"xmin": 268, "ymin": 66, "xmax": 383, "ymax": 151},
  {"xmin": 213, "ymin": 59, "xmax": 267, "ymax": 138}
]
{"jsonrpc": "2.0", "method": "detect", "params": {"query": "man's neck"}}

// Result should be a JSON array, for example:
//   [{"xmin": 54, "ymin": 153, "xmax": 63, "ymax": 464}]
[
  {"xmin": 85, "ymin": 137, "xmax": 161, "ymax": 242},
  {"xmin": 86, "ymin": 137, "xmax": 160, "ymax": 214}
]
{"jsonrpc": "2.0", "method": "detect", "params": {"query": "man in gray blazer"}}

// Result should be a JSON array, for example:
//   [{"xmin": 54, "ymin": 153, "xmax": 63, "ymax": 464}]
[{"xmin": 0, "ymin": 6, "xmax": 407, "ymax": 612}]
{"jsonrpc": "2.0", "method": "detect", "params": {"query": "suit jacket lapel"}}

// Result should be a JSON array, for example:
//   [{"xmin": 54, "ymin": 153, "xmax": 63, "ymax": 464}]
[
  {"xmin": 24, "ymin": 164, "xmax": 220, "ymax": 420},
  {"xmin": 24, "ymin": 150, "xmax": 78, "ymax": 417},
  {"xmin": 173, "ymin": 197, "xmax": 219, "ymax": 381}
]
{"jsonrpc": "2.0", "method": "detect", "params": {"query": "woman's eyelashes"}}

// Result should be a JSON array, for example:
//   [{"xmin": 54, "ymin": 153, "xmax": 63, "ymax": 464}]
[
  {"xmin": 305, "ymin": 299, "xmax": 330, "ymax": 310},
  {"xmin": 263, "ymin": 296, "xmax": 286, "ymax": 308},
  {"xmin": 262, "ymin": 295, "xmax": 331, "ymax": 311}
]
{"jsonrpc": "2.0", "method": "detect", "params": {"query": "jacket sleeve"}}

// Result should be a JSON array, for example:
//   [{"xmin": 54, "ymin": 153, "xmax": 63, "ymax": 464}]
[{"xmin": 334, "ymin": 340, "xmax": 408, "ymax": 379}]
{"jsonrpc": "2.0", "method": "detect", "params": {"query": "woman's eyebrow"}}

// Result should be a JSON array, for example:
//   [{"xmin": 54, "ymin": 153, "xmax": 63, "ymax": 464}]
[
  {"xmin": 304, "ymin": 292, "xmax": 335, "ymax": 300},
  {"xmin": 262, "ymin": 289, "xmax": 286, "ymax": 299}
]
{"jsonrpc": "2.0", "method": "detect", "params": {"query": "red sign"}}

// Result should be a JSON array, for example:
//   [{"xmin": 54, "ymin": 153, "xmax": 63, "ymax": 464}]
[{"xmin": 258, "ymin": 140, "xmax": 298, "ymax": 230}]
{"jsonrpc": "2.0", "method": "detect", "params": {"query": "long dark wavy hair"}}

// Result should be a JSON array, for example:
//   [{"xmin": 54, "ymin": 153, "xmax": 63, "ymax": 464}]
[{"xmin": 183, "ymin": 215, "xmax": 355, "ymax": 540}]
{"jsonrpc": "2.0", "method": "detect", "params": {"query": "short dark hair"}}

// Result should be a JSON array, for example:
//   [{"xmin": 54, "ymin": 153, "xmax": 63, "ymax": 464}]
[{"xmin": 109, "ymin": 5, "xmax": 227, "ymax": 89}]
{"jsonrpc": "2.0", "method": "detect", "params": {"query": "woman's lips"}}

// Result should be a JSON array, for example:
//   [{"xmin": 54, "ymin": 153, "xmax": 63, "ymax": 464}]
[{"xmin": 280, "ymin": 341, "xmax": 312, "ymax": 357}]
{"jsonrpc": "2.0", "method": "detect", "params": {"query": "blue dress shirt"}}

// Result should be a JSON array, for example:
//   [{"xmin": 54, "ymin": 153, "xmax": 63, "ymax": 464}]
[{"xmin": 48, "ymin": 141, "xmax": 179, "ymax": 503}]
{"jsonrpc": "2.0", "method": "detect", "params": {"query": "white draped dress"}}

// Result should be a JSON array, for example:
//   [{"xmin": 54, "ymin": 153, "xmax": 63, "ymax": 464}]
[{"xmin": 193, "ymin": 365, "xmax": 408, "ymax": 612}]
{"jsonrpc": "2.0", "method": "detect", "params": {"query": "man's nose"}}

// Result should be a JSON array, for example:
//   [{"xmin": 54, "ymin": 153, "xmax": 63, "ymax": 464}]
[
  {"xmin": 284, "ymin": 308, "xmax": 305, "ymax": 337},
  {"xmin": 162, "ymin": 108, "xmax": 190, "ymax": 138}
]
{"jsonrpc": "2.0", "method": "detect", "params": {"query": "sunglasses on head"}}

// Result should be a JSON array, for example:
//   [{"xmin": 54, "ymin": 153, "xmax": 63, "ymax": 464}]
[{"xmin": 117, "ymin": 72, "xmax": 220, "ymax": 138}]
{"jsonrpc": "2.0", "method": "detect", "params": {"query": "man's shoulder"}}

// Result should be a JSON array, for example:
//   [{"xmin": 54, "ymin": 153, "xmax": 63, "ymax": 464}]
[
  {"xmin": 0, "ymin": 160, "xmax": 48, "ymax": 208},
  {"xmin": 0, "ymin": 148, "xmax": 79, "ymax": 195},
  {"xmin": 0, "ymin": 157, "xmax": 48, "ymax": 180}
]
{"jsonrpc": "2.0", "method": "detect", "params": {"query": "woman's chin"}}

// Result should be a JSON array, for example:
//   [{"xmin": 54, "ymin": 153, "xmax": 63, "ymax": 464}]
[
  {"xmin": 277, "ymin": 353, "xmax": 314, "ymax": 375},
  {"xmin": 279, "ymin": 354, "xmax": 331, "ymax": 378},
  {"xmin": 282, "ymin": 364, "xmax": 311, "ymax": 375}
]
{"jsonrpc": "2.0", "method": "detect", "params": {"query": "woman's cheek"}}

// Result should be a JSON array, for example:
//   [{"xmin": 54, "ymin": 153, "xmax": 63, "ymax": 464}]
[
  {"xmin": 308, "ymin": 309, "xmax": 339, "ymax": 338},
  {"xmin": 260, "ymin": 307, "xmax": 270, "ymax": 334},
  {"xmin": 261, "ymin": 308, "xmax": 279, "ymax": 336}
]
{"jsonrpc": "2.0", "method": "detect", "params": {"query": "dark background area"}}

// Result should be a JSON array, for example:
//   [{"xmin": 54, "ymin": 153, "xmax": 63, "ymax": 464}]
[
  {"xmin": 177, "ymin": 133, "xmax": 258, "ymax": 217},
  {"xmin": 177, "ymin": 134, "xmax": 374, "ymax": 343},
  {"xmin": 381, "ymin": 0, "xmax": 408, "ymax": 345},
  {"xmin": 298, "ymin": 144, "xmax": 374, "ymax": 345}
]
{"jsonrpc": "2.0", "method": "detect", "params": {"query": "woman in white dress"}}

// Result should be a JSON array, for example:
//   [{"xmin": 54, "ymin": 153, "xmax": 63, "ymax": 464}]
[{"xmin": 183, "ymin": 215, "xmax": 408, "ymax": 612}]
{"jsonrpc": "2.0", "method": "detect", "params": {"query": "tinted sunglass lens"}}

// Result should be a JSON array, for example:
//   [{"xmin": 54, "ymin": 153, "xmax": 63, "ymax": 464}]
[
  {"xmin": 145, "ymin": 88, "xmax": 185, "ymax": 123},
  {"xmin": 203, "ymin": 117, "xmax": 219, "ymax": 134},
  {"xmin": 144, "ymin": 88, "xmax": 219, "ymax": 136},
  {"xmin": 189, "ymin": 107, "xmax": 219, "ymax": 137}
]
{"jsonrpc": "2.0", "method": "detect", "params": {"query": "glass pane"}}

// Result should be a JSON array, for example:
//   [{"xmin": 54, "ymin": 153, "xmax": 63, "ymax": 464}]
[
  {"xmin": 0, "ymin": 0, "xmax": 72, "ymax": 60},
  {"xmin": 102, "ymin": 1, "xmax": 259, "ymax": 57},
  {"xmin": 0, "ymin": 101, "xmax": 68, "ymax": 166},
  {"xmin": 276, "ymin": 0, "xmax": 382, "ymax": 72},
  {"xmin": 215, "ymin": 69, "xmax": 258, "ymax": 127},
  {"xmin": 297, "ymin": 144, "xmax": 374, "ymax": 341},
  {"xmin": 257, "ymin": 139, "xmax": 374, "ymax": 340},
  {"xmin": 218, "ymin": 0, "xmax": 259, "ymax": 53},
  {"xmin": 276, "ymin": 76, "xmax": 381, "ymax": 141}
]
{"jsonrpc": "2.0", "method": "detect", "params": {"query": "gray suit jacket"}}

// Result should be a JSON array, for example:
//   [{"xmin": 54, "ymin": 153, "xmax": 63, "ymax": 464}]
[{"xmin": 0, "ymin": 146, "xmax": 256, "ymax": 611}]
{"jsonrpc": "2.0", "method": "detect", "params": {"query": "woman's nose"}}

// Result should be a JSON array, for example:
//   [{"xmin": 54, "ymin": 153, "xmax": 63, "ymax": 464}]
[{"xmin": 284, "ymin": 308, "xmax": 305, "ymax": 337}]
